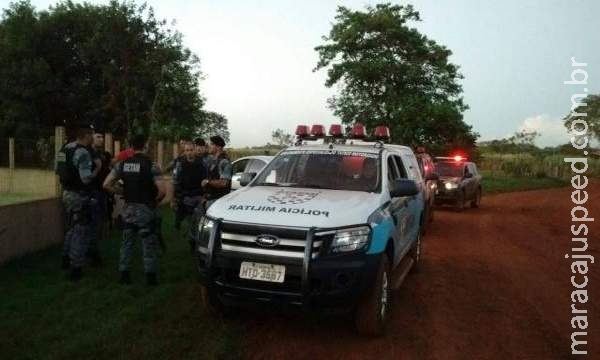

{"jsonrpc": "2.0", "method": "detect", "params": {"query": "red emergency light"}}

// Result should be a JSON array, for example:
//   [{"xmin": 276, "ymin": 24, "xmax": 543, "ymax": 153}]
[
  {"xmin": 350, "ymin": 123, "xmax": 367, "ymax": 138},
  {"xmin": 452, "ymin": 154, "xmax": 466, "ymax": 162},
  {"xmin": 311, "ymin": 124, "xmax": 326, "ymax": 138},
  {"xmin": 373, "ymin": 126, "xmax": 391, "ymax": 141},
  {"xmin": 295, "ymin": 125, "xmax": 309, "ymax": 138},
  {"xmin": 329, "ymin": 124, "xmax": 343, "ymax": 138}
]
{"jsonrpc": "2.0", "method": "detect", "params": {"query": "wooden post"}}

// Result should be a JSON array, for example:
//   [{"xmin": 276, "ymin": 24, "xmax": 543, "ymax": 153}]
[
  {"xmin": 172, "ymin": 143, "xmax": 178, "ymax": 159},
  {"xmin": 114, "ymin": 140, "xmax": 121, "ymax": 155},
  {"xmin": 8, "ymin": 138, "xmax": 15, "ymax": 192},
  {"xmin": 54, "ymin": 126, "xmax": 66, "ymax": 197},
  {"xmin": 8, "ymin": 138, "xmax": 14, "ymax": 170},
  {"xmin": 157, "ymin": 140, "xmax": 165, "ymax": 169},
  {"xmin": 104, "ymin": 132, "xmax": 113, "ymax": 155}
]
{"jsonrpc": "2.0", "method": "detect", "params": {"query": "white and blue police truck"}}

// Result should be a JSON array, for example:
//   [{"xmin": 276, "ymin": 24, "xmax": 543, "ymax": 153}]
[{"xmin": 195, "ymin": 124, "xmax": 427, "ymax": 336}]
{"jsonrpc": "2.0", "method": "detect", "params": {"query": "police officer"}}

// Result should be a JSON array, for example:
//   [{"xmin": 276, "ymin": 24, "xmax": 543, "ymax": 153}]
[
  {"xmin": 56, "ymin": 125, "xmax": 102, "ymax": 281},
  {"xmin": 201, "ymin": 135, "xmax": 233, "ymax": 208},
  {"xmin": 103, "ymin": 134, "xmax": 165, "ymax": 286},
  {"xmin": 173, "ymin": 142, "xmax": 207, "ymax": 236},
  {"xmin": 87, "ymin": 130, "xmax": 112, "ymax": 266},
  {"xmin": 194, "ymin": 137, "xmax": 212, "ymax": 170}
]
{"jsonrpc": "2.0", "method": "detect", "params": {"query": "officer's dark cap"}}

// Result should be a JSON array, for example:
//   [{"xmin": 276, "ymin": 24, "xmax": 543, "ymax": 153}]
[
  {"xmin": 130, "ymin": 134, "xmax": 147, "ymax": 150},
  {"xmin": 209, "ymin": 135, "xmax": 226, "ymax": 148}
]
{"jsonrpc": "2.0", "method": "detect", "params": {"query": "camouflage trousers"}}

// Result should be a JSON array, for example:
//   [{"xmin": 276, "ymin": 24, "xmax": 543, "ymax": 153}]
[
  {"xmin": 188, "ymin": 199, "xmax": 206, "ymax": 250},
  {"xmin": 62, "ymin": 191, "xmax": 93, "ymax": 268},
  {"xmin": 120, "ymin": 203, "xmax": 158, "ymax": 273}
]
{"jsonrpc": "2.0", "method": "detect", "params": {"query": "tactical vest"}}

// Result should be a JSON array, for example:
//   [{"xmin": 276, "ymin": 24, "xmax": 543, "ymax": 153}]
[
  {"xmin": 55, "ymin": 143, "xmax": 91, "ymax": 192},
  {"xmin": 206, "ymin": 153, "xmax": 231, "ymax": 200},
  {"xmin": 120, "ymin": 154, "xmax": 157, "ymax": 205},
  {"xmin": 178, "ymin": 158, "xmax": 207, "ymax": 196}
]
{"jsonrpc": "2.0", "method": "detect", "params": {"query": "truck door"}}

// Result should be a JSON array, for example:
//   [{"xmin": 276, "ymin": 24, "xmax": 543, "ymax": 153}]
[
  {"xmin": 399, "ymin": 153, "xmax": 423, "ymax": 244},
  {"xmin": 387, "ymin": 154, "xmax": 416, "ymax": 264}
]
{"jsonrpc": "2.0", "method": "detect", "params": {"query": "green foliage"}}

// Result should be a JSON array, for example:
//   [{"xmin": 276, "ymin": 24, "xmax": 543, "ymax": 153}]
[
  {"xmin": 271, "ymin": 128, "xmax": 293, "ymax": 147},
  {"xmin": 196, "ymin": 110, "xmax": 231, "ymax": 144},
  {"xmin": 0, "ymin": 0, "xmax": 209, "ymax": 140},
  {"xmin": 564, "ymin": 93, "xmax": 600, "ymax": 142},
  {"xmin": 478, "ymin": 130, "xmax": 540, "ymax": 155},
  {"xmin": 314, "ymin": 3, "xmax": 478, "ymax": 153},
  {"xmin": 0, "ymin": 207, "xmax": 243, "ymax": 359}
]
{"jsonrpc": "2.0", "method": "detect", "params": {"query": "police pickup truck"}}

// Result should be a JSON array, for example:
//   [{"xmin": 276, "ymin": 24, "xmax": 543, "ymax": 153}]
[{"xmin": 195, "ymin": 124, "xmax": 427, "ymax": 335}]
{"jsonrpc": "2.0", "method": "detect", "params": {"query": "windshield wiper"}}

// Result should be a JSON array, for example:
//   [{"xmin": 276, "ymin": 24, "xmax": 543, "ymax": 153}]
[
  {"xmin": 254, "ymin": 182, "xmax": 281, "ymax": 187},
  {"xmin": 291, "ymin": 183, "xmax": 325, "ymax": 189}
]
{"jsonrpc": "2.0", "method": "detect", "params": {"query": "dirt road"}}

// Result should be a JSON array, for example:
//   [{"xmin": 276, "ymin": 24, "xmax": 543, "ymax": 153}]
[{"xmin": 241, "ymin": 185, "xmax": 599, "ymax": 359}]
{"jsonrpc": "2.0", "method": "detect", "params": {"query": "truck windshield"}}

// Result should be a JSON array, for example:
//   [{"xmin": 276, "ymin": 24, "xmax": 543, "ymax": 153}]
[
  {"xmin": 435, "ymin": 162, "xmax": 463, "ymax": 177},
  {"xmin": 252, "ymin": 150, "xmax": 380, "ymax": 192}
]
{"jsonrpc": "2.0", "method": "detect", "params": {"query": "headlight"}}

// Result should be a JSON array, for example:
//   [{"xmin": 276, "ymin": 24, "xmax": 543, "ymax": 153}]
[
  {"xmin": 197, "ymin": 217, "xmax": 214, "ymax": 251},
  {"xmin": 331, "ymin": 226, "xmax": 371, "ymax": 253},
  {"xmin": 444, "ymin": 182, "xmax": 458, "ymax": 190}
]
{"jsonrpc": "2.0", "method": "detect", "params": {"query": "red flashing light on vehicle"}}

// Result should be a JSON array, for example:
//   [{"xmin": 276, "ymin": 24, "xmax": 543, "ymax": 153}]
[
  {"xmin": 453, "ymin": 155, "xmax": 464, "ymax": 162},
  {"xmin": 373, "ymin": 126, "xmax": 390, "ymax": 141},
  {"xmin": 329, "ymin": 124, "xmax": 343, "ymax": 138},
  {"xmin": 296, "ymin": 125, "xmax": 309, "ymax": 138},
  {"xmin": 311, "ymin": 124, "xmax": 326, "ymax": 138},
  {"xmin": 350, "ymin": 123, "xmax": 367, "ymax": 138}
]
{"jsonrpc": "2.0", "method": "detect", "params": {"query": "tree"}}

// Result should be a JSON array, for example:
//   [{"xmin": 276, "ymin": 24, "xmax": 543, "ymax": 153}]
[
  {"xmin": 564, "ymin": 94, "xmax": 600, "ymax": 142},
  {"xmin": 271, "ymin": 128, "xmax": 293, "ymax": 147},
  {"xmin": 314, "ymin": 3, "xmax": 478, "ymax": 154},
  {"xmin": 196, "ymin": 111, "xmax": 230, "ymax": 144},
  {"xmin": 0, "ymin": 0, "xmax": 205, "ymax": 140}
]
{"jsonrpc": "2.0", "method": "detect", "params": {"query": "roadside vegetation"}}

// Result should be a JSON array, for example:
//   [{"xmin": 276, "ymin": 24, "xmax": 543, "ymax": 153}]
[{"xmin": 0, "ymin": 209, "xmax": 242, "ymax": 360}]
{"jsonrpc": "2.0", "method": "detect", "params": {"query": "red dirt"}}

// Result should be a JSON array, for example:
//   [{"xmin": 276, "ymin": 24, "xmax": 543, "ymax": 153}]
[{"xmin": 240, "ymin": 184, "xmax": 600, "ymax": 359}]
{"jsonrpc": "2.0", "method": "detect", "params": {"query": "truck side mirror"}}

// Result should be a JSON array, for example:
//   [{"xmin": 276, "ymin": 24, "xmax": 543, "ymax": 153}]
[
  {"xmin": 239, "ymin": 172, "xmax": 257, "ymax": 187},
  {"xmin": 390, "ymin": 179, "xmax": 419, "ymax": 198}
]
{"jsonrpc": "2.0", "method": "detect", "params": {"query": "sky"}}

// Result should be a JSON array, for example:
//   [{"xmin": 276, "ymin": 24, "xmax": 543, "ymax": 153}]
[{"xmin": 24, "ymin": 0, "xmax": 600, "ymax": 148}]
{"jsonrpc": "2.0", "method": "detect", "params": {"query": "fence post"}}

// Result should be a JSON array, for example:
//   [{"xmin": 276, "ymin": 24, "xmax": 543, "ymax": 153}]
[
  {"xmin": 172, "ymin": 143, "xmax": 178, "ymax": 159},
  {"xmin": 157, "ymin": 140, "xmax": 164, "ymax": 169},
  {"xmin": 114, "ymin": 140, "xmax": 121, "ymax": 155},
  {"xmin": 8, "ymin": 138, "xmax": 15, "ymax": 192},
  {"xmin": 105, "ymin": 132, "xmax": 113, "ymax": 155},
  {"xmin": 54, "ymin": 126, "xmax": 65, "ymax": 197}
]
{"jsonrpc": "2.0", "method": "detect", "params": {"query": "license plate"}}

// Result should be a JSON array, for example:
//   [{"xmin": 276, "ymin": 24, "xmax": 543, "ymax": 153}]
[{"xmin": 239, "ymin": 262, "xmax": 285, "ymax": 283}]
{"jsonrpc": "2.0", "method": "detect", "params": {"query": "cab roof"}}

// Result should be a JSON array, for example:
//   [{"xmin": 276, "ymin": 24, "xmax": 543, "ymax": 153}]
[{"xmin": 283, "ymin": 141, "xmax": 412, "ymax": 155}]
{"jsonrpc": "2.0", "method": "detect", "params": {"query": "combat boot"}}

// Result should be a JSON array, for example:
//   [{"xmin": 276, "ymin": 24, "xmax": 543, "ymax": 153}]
[
  {"xmin": 119, "ymin": 271, "xmax": 131, "ymax": 285},
  {"xmin": 68, "ymin": 267, "xmax": 82, "ymax": 282},
  {"xmin": 145, "ymin": 272, "xmax": 158, "ymax": 286}
]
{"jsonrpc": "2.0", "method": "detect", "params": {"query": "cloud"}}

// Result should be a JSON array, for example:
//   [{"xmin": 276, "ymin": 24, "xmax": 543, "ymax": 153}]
[{"xmin": 517, "ymin": 114, "xmax": 570, "ymax": 147}]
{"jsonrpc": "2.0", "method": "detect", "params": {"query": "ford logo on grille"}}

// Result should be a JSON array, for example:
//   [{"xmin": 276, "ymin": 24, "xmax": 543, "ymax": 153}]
[{"xmin": 255, "ymin": 234, "xmax": 279, "ymax": 247}]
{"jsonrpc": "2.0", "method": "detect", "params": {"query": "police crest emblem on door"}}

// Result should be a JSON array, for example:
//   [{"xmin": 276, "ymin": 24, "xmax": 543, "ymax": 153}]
[{"xmin": 267, "ymin": 190, "xmax": 319, "ymax": 205}]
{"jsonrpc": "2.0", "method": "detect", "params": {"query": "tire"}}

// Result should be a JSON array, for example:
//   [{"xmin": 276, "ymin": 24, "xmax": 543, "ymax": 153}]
[
  {"xmin": 471, "ymin": 188, "xmax": 482, "ymax": 208},
  {"xmin": 456, "ymin": 191, "xmax": 465, "ymax": 212},
  {"xmin": 355, "ymin": 254, "xmax": 391, "ymax": 336},
  {"xmin": 200, "ymin": 285, "xmax": 225, "ymax": 315},
  {"xmin": 409, "ymin": 229, "xmax": 422, "ymax": 274}
]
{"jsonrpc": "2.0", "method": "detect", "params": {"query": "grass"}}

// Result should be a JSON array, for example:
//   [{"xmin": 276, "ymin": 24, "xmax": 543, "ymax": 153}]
[
  {"xmin": 0, "ymin": 192, "xmax": 53, "ymax": 205},
  {"xmin": 0, "ymin": 208, "xmax": 242, "ymax": 360},
  {"xmin": 481, "ymin": 172, "xmax": 569, "ymax": 194}
]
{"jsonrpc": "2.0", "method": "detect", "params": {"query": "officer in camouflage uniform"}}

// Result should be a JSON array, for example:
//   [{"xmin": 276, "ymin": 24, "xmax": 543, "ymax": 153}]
[
  {"xmin": 201, "ymin": 135, "xmax": 233, "ymax": 209},
  {"xmin": 56, "ymin": 125, "xmax": 102, "ymax": 281},
  {"xmin": 103, "ymin": 134, "xmax": 165, "ymax": 285}
]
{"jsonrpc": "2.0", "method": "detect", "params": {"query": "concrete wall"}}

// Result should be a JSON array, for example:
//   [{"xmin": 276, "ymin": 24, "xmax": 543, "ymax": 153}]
[
  {"xmin": 0, "ymin": 198, "xmax": 63, "ymax": 264},
  {"xmin": 0, "ymin": 168, "xmax": 56, "ymax": 196}
]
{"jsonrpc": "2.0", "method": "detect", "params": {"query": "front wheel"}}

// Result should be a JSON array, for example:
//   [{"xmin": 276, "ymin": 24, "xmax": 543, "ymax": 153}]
[
  {"xmin": 455, "ymin": 191, "xmax": 465, "ymax": 212},
  {"xmin": 471, "ymin": 188, "xmax": 482, "ymax": 208},
  {"xmin": 355, "ymin": 254, "xmax": 391, "ymax": 336},
  {"xmin": 200, "ymin": 285, "xmax": 225, "ymax": 315}
]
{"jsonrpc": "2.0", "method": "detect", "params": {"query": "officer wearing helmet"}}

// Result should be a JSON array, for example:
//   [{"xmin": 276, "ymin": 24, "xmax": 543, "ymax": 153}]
[{"xmin": 103, "ymin": 134, "xmax": 166, "ymax": 285}]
